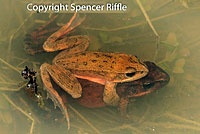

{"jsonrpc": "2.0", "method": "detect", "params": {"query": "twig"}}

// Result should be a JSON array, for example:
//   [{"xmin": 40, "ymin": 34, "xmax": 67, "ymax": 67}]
[
  {"xmin": 0, "ymin": 58, "xmax": 21, "ymax": 74},
  {"xmin": 13, "ymin": 57, "xmax": 40, "ymax": 65},
  {"xmin": 0, "ymin": 82, "xmax": 26, "ymax": 91},
  {"xmin": 82, "ymin": 7, "xmax": 200, "ymax": 32},
  {"xmin": 165, "ymin": 113, "xmax": 200, "ymax": 127},
  {"xmin": 19, "ymin": 97, "xmax": 41, "ymax": 124},
  {"xmin": 144, "ymin": 121, "xmax": 200, "ymax": 131},
  {"xmin": 103, "ymin": 124, "xmax": 143, "ymax": 134},
  {"xmin": 7, "ymin": 13, "xmax": 33, "ymax": 62},
  {"xmin": 2, "ymin": 93, "xmax": 35, "ymax": 134},
  {"xmin": 136, "ymin": 0, "xmax": 159, "ymax": 37},
  {"xmin": 68, "ymin": 104, "xmax": 101, "ymax": 134},
  {"xmin": 0, "ymin": 81, "xmax": 24, "ymax": 85},
  {"xmin": 135, "ymin": 0, "xmax": 160, "ymax": 61},
  {"xmin": 16, "ymin": 59, "xmax": 28, "ymax": 67}
]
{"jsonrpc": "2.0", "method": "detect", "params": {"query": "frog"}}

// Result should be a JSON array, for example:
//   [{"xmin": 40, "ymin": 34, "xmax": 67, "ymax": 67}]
[
  {"xmin": 22, "ymin": 61, "xmax": 169, "ymax": 129},
  {"xmin": 76, "ymin": 61, "xmax": 169, "ymax": 106},
  {"xmin": 24, "ymin": 13, "xmax": 149, "ymax": 129},
  {"xmin": 74, "ymin": 61, "xmax": 170, "ymax": 116}
]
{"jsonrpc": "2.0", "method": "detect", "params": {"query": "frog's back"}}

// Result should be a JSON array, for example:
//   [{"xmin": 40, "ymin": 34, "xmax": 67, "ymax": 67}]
[{"xmin": 53, "ymin": 51, "xmax": 146, "ymax": 73}]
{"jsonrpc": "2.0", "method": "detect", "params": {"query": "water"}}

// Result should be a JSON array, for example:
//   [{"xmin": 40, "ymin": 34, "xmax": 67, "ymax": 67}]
[{"xmin": 0, "ymin": 0, "xmax": 200, "ymax": 134}]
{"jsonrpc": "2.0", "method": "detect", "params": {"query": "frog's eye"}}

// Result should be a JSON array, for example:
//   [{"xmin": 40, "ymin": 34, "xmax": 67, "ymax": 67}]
[
  {"xmin": 125, "ymin": 67, "xmax": 136, "ymax": 78},
  {"xmin": 125, "ymin": 72, "xmax": 136, "ymax": 78}
]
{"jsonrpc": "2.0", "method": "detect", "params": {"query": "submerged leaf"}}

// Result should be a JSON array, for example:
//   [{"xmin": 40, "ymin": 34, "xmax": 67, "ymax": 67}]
[
  {"xmin": 99, "ymin": 31, "xmax": 109, "ymax": 43},
  {"xmin": 0, "ymin": 94, "xmax": 10, "ymax": 110},
  {"xmin": 179, "ymin": 0, "xmax": 190, "ymax": 8},
  {"xmin": 130, "ymin": 9, "xmax": 141, "ymax": 18},
  {"xmin": 1, "ymin": 111, "xmax": 12, "ymax": 124},
  {"xmin": 165, "ymin": 51, "xmax": 177, "ymax": 62},
  {"xmin": 165, "ymin": 32, "xmax": 179, "ymax": 46},
  {"xmin": 179, "ymin": 48, "xmax": 190, "ymax": 57},
  {"xmin": 173, "ymin": 58, "xmax": 185, "ymax": 74}
]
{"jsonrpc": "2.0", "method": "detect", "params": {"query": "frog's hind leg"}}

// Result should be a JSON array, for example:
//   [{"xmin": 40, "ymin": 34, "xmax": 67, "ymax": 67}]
[
  {"xmin": 40, "ymin": 63, "xmax": 70, "ymax": 129},
  {"xmin": 43, "ymin": 13, "xmax": 88, "ymax": 52},
  {"xmin": 24, "ymin": 15, "xmax": 59, "ymax": 55},
  {"xmin": 46, "ymin": 13, "xmax": 85, "ymax": 42}
]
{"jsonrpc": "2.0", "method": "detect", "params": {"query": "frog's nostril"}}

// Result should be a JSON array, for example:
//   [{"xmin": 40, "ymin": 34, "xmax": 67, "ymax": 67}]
[
  {"xmin": 125, "ymin": 72, "xmax": 136, "ymax": 78},
  {"xmin": 140, "ymin": 71, "xmax": 144, "ymax": 74}
]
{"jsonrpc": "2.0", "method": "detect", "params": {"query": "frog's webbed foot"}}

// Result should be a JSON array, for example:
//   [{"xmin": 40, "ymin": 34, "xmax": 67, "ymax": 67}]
[
  {"xmin": 40, "ymin": 63, "xmax": 71, "ymax": 129},
  {"xmin": 103, "ymin": 82, "xmax": 120, "ymax": 106},
  {"xmin": 24, "ymin": 15, "xmax": 59, "ymax": 55}
]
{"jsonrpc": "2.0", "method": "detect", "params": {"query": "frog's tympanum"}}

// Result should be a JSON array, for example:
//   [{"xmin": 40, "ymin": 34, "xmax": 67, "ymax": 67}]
[{"xmin": 24, "ymin": 13, "xmax": 169, "ymax": 129}]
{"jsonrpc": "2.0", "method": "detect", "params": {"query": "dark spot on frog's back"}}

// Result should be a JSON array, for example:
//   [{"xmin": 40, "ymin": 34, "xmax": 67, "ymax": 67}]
[
  {"xmin": 128, "ymin": 57, "xmax": 137, "ymax": 63},
  {"xmin": 102, "ymin": 54, "xmax": 112, "ymax": 59},
  {"xmin": 112, "ymin": 61, "xmax": 116, "ymax": 64},
  {"xmin": 91, "ymin": 60, "xmax": 97, "ymax": 63},
  {"xmin": 83, "ymin": 62, "xmax": 87, "ymax": 65},
  {"xmin": 93, "ymin": 52, "xmax": 100, "ymax": 58},
  {"xmin": 99, "ymin": 65, "xmax": 103, "ymax": 68},
  {"xmin": 80, "ymin": 52, "xmax": 86, "ymax": 56}
]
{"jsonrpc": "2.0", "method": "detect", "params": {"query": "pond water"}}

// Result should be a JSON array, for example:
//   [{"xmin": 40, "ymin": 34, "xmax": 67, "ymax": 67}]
[{"xmin": 0, "ymin": 0, "xmax": 200, "ymax": 134}]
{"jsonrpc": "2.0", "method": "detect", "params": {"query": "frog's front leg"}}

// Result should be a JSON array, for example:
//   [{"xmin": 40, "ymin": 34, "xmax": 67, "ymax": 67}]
[
  {"xmin": 103, "ymin": 82, "xmax": 120, "ymax": 106},
  {"xmin": 118, "ymin": 97, "xmax": 129, "ymax": 117}
]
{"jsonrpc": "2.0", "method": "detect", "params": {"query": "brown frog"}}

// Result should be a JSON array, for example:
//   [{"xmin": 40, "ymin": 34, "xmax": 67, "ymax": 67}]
[
  {"xmin": 22, "ymin": 61, "xmax": 169, "ymax": 128},
  {"xmin": 23, "ymin": 14, "xmax": 169, "ymax": 129},
  {"xmin": 76, "ymin": 61, "xmax": 170, "ymax": 115},
  {"xmin": 35, "ymin": 13, "xmax": 149, "ymax": 129}
]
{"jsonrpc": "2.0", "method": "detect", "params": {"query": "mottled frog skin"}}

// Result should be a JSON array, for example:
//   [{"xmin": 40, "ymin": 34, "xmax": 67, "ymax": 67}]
[{"xmin": 25, "ymin": 13, "xmax": 150, "ymax": 129}]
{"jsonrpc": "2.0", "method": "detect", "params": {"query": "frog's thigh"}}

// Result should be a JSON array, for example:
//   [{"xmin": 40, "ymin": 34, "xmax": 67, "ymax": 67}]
[
  {"xmin": 40, "ymin": 63, "xmax": 70, "ymax": 129},
  {"xmin": 45, "ymin": 63, "xmax": 82, "ymax": 98},
  {"xmin": 103, "ymin": 82, "xmax": 120, "ymax": 106}
]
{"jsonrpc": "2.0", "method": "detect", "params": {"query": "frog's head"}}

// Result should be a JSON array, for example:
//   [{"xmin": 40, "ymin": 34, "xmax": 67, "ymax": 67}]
[
  {"xmin": 117, "ymin": 61, "xmax": 170, "ymax": 98},
  {"xmin": 112, "ymin": 55, "xmax": 149, "ymax": 83},
  {"xmin": 123, "ymin": 62, "xmax": 149, "ymax": 82}
]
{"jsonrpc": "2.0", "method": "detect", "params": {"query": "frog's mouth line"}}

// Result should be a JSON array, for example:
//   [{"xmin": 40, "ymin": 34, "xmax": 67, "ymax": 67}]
[{"xmin": 128, "ymin": 80, "xmax": 168, "ymax": 97}]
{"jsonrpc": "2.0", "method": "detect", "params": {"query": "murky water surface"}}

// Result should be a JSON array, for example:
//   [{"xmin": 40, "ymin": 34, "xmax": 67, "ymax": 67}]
[{"xmin": 0, "ymin": 0, "xmax": 200, "ymax": 134}]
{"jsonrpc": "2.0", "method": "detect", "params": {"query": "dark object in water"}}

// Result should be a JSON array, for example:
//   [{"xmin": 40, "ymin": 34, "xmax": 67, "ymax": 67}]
[{"xmin": 21, "ymin": 66, "xmax": 38, "ymax": 94}]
